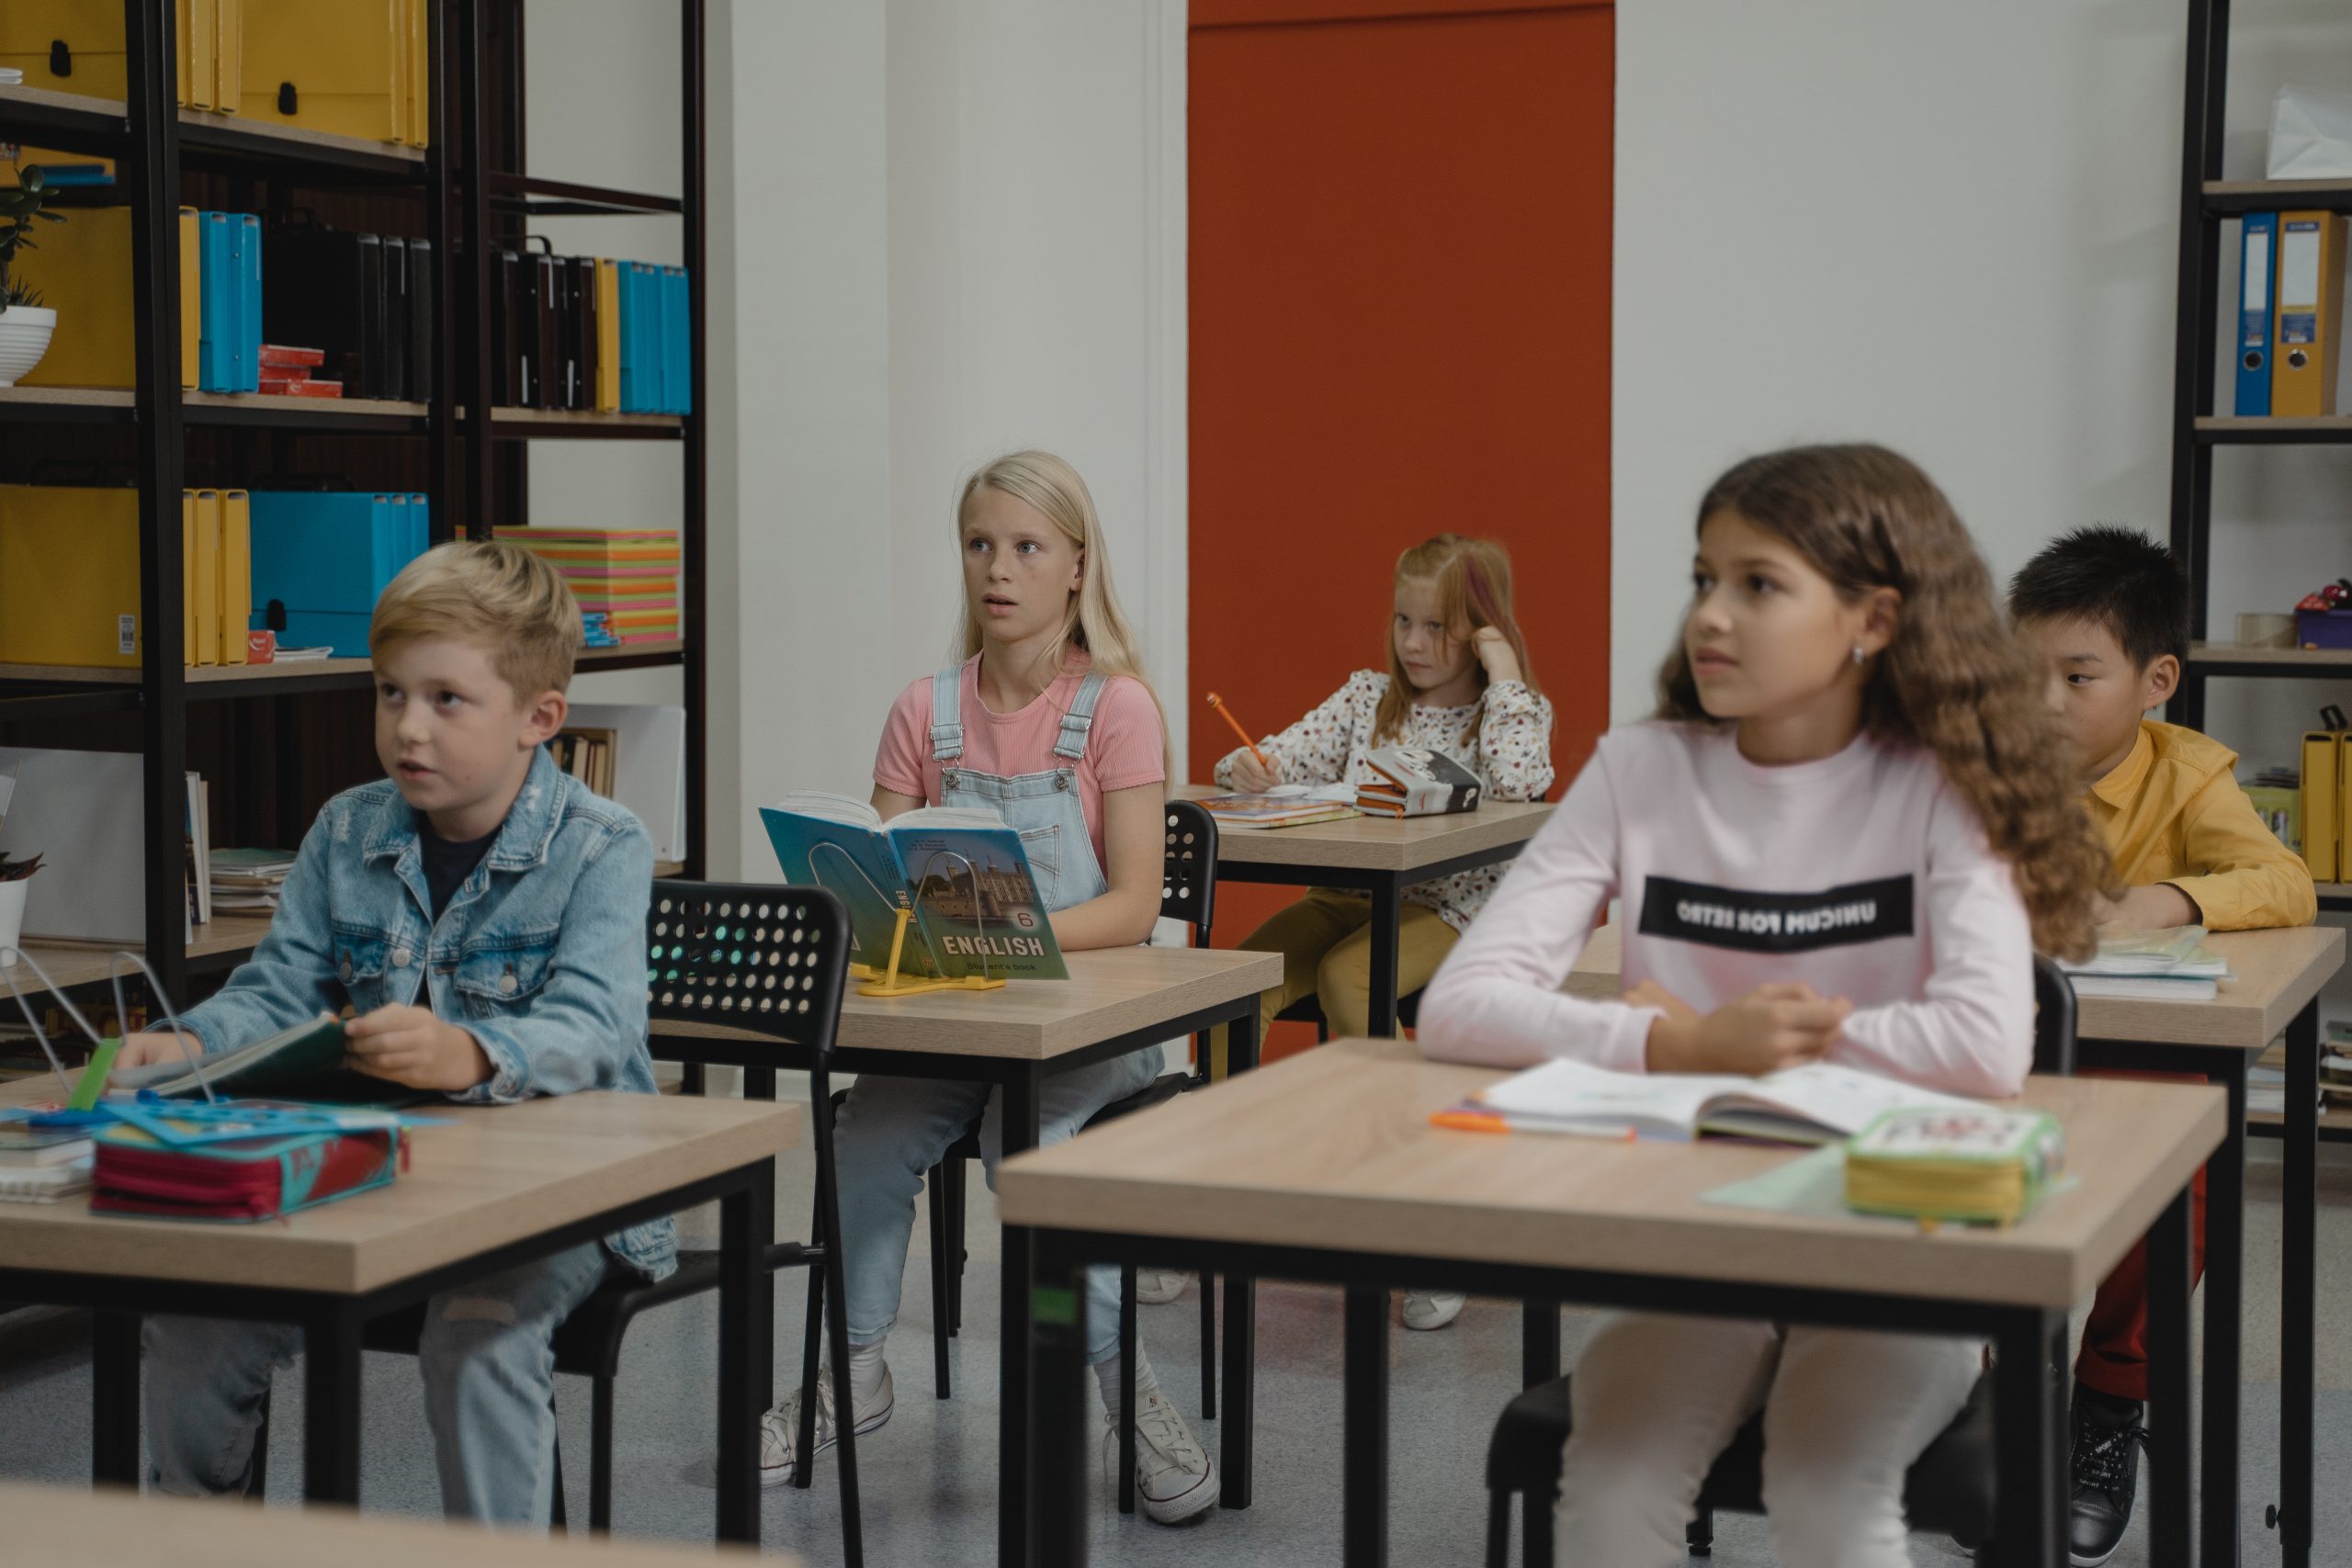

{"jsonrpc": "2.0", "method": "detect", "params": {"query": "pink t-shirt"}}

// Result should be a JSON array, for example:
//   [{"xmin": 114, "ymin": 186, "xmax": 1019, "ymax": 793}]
[
  {"xmin": 1419, "ymin": 721, "xmax": 2035, "ymax": 1100},
  {"xmin": 874, "ymin": 653, "xmax": 1167, "ymax": 876}
]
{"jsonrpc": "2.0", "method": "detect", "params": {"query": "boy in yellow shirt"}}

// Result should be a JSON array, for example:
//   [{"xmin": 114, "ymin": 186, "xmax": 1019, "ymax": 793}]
[{"xmin": 2011, "ymin": 525, "xmax": 2315, "ymax": 1566}]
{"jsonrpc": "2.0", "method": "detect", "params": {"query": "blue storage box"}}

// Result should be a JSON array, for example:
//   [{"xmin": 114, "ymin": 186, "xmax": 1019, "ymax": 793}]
[{"xmin": 247, "ymin": 491, "xmax": 429, "ymax": 658}]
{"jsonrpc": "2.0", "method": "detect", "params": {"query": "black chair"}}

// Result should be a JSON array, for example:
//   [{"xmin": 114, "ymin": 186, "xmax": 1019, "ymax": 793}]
[
  {"xmin": 1480, "ymin": 955, "xmax": 2078, "ymax": 1568},
  {"xmin": 1272, "ymin": 986, "xmax": 1420, "ymax": 1040},
  {"xmin": 267, "ymin": 884, "xmax": 865, "ymax": 1565},
  {"xmin": 922, "ymin": 800, "xmax": 1228, "ymax": 1466}
]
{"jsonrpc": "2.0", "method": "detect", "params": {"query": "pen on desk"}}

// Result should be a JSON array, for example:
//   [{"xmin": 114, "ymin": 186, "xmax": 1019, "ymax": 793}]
[{"xmin": 1205, "ymin": 693, "xmax": 1273, "ymax": 775}]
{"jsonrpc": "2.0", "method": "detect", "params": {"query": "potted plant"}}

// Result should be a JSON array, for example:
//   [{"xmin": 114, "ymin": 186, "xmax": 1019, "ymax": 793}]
[
  {"xmin": 0, "ymin": 163, "xmax": 64, "ymax": 388},
  {"xmin": 0, "ymin": 852, "xmax": 40, "ymax": 969}
]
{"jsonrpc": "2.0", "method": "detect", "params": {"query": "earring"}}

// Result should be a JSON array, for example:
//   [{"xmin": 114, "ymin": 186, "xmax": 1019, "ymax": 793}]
[{"xmin": 1851, "ymin": 644, "xmax": 1867, "ymax": 666}]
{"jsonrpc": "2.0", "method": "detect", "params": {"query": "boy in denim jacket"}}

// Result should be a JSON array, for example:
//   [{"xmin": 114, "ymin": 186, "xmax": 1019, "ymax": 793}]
[{"xmin": 117, "ymin": 541, "xmax": 670, "ymax": 1525}]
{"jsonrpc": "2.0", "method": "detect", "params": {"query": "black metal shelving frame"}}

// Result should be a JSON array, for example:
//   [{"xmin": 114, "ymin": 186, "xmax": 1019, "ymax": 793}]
[{"xmin": 0, "ymin": 0, "xmax": 708, "ymax": 997}]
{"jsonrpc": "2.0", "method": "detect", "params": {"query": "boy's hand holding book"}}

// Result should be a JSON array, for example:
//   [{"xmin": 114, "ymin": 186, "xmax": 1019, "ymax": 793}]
[
  {"xmin": 345, "ymin": 1005, "xmax": 494, "ymax": 1092},
  {"xmin": 116, "ymin": 1029, "xmax": 202, "ymax": 1072},
  {"xmin": 1638, "ymin": 980, "xmax": 1852, "ymax": 1077}
]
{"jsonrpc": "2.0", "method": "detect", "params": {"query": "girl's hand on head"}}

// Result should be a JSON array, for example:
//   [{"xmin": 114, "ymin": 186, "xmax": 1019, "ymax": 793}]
[
  {"xmin": 1472, "ymin": 626, "xmax": 1522, "ymax": 685},
  {"xmin": 1645, "ymin": 982, "xmax": 1850, "ymax": 1077},
  {"xmin": 1229, "ymin": 750, "xmax": 1280, "ymax": 794}
]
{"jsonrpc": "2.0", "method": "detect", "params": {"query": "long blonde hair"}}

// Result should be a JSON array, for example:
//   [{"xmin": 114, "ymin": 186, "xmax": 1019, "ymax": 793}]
[
  {"xmin": 1653, "ymin": 444, "xmax": 2107, "ymax": 960},
  {"xmin": 1374, "ymin": 534, "xmax": 1539, "ymax": 745},
  {"xmin": 951, "ymin": 449, "xmax": 1170, "ymax": 762}
]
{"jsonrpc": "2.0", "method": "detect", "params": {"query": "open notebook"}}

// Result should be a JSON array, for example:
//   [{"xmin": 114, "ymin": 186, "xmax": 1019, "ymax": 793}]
[{"xmin": 1439, "ymin": 1056, "xmax": 1981, "ymax": 1146}]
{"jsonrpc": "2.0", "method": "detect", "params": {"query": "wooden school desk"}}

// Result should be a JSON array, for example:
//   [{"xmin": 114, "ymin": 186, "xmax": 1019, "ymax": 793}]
[
  {"xmin": 0, "ymin": 1479, "xmax": 792, "ymax": 1566},
  {"xmin": 655, "ymin": 942, "xmax": 1283, "ymax": 1568},
  {"xmin": 1001, "ymin": 1038, "xmax": 2223, "ymax": 1568},
  {"xmin": 0, "ymin": 1082, "xmax": 795, "ymax": 1545},
  {"xmin": 1175, "ymin": 784, "xmax": 1554, "ymax": 1035},
  {"xmin": 1570, "ymin": 921, "xmax": 2345, "ymax": 1568}
]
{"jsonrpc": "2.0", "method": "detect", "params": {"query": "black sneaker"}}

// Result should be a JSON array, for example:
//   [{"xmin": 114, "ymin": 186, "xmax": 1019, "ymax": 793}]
[{"xmin": 2068, "ymin": 1384, "xmax": 2145, "ymax": 1567}]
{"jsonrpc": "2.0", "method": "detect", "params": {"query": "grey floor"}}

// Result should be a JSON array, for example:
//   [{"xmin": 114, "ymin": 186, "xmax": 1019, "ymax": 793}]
[{"xmin": 4, "ymin": 1122, "xmax": 2351, "ymax": 1565}]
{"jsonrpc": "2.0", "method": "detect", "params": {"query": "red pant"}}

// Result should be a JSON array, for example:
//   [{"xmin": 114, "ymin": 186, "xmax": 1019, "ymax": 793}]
[{"xmin": 2074, "ymin": 1070, "xmax": 2210, "ymax": 1402}]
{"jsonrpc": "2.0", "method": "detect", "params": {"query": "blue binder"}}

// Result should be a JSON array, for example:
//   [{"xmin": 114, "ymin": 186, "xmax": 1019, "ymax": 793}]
[
  {"xmin": 2236, "ymin": 211, "xmax": 2277, "ymax": 417},
  {"xmin": 616, "ymin": 259, "xmax": 643, "ymax": 413},
  {"xmin": 661, "ymin": 265, "xmax": 691, "ymax": 414},
  {"xmin": 198, "ymin": 211, "xmax": 260, "ymax": 393},
  {"xmin": 247, "ymin": 491, "xmax": 431, "ymax": 657}
]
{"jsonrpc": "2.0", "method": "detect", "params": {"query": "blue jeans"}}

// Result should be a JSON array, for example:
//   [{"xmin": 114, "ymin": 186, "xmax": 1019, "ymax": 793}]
[
  {"xmin": 143, "ymin": 1239, "xmax": 612, "ymax": 1524},
  {"xmin": 834, "ymin": 1047, "xmax": 1159, "ymax": 1364}
]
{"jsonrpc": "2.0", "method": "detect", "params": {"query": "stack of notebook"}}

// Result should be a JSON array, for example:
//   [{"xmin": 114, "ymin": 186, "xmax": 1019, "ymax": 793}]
[
  {"xmin": 1197, "ymin": 787, "xmax": 1359, "ymax": 830},
  {"xmin": 492, "ymin": 527, "xmax": 681, "ymax": 645},
  {"xmin": 2058, "ymin": 926, "xmax": 2233, "ymax": 1000},
  {"xmin": 210, "ymin": 848, "xmax": 297, "ymax": 914}
]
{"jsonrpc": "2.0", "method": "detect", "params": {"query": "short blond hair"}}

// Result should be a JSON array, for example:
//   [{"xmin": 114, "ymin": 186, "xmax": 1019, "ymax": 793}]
[{"xmin": 369, "ymin": 540, "xmax": 580, "ymax": 699}]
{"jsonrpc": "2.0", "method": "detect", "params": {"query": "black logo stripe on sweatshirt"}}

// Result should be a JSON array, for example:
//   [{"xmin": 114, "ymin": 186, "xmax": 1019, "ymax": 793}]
[{"xmin": 1636, "ymin": 874, "xmax": 1915, "ymax": 954}]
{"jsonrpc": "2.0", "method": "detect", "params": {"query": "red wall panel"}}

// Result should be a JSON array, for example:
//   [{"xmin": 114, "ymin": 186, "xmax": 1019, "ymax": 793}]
[{"xmin": 1189, "ymin": 0, "xmax": 1614, "ymax": 1057}]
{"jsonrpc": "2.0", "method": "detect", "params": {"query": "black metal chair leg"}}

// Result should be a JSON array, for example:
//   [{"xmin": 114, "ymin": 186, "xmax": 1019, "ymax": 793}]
[
  {"xmin": 1487, "ymin": 1485, "xmax": 1513, "ymax": 1568},
  {"xmin": 1687, "ymin": 1505, "xmax": 1714, "ymax": 1557},
  {"xmin": 1523, "ymin": 1485, "xmax": 1554, "ymax": 1568},
  {"xmin": 746, "ymin": 1066, "xmax": 776, "ymax": 1100},
  {"xmin": 819, "ymin": 1158, "xmax": 866, "ymax": 1568},
  {"xmin": 927, "ymin": 1164, "xmax": 953, "ymax": 1398},
  {"xmin": 681, "ymin": 1062, "xmax": 706, "ymax": 1097},
  {"xmin": 249, "ymin": 1386, "xmax": 273, "ymax": 1500},
  {"xmin": 550, "ymin": 1423, "xmax": 568, "ymax": 1532},
  {"xmin": 1199, "ymin": 1269, "xmax": 1217, "ymax": 1421},
  {"xmin": 796, "ymin": 1184, "xmax": 825, "ymax": 1492},
  {"xmin": 590, "ymin": 1376, "xmax": 616, "ymax": 1532},
  {"xmin": 1118, "ymin": 1264, "xmax": 1138, "ymax": 1516},
  {"xmin": 947, "ymin": 1154, "xmax": 967, "ymax": 1335}
]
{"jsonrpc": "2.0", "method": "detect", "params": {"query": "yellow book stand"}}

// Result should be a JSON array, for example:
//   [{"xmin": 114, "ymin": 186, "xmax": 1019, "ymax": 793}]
[{"xmin": 854, "ymin": 905, "xmax": 1005, "ymax": 998}]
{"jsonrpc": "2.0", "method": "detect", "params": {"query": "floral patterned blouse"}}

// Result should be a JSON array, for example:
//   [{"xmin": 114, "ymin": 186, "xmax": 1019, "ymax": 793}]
[{"xmin": 1212, "ymin": 670, "xmax": 1556, "ymax": 931}]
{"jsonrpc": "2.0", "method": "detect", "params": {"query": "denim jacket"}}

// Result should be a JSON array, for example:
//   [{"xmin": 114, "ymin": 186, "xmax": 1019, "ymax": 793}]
[{"xmin": 178, "ymin": 746, "xmax": 676, "ymax": 1279}]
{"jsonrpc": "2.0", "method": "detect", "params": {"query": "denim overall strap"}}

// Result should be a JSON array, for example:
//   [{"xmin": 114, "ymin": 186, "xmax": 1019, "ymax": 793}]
[
  {"xmin": 1053, "ymin": 670, "xmax": 1111, "ymax": 761},
  {"xmin": 928, "ymin": 662, "xmax": 967, "ymax": 763}
]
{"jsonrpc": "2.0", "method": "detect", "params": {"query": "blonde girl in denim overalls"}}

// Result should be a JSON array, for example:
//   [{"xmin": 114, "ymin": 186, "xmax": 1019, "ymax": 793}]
[{"xmin": 760, "ymin": 451, "xmax": 1218, "ymax": 1526}]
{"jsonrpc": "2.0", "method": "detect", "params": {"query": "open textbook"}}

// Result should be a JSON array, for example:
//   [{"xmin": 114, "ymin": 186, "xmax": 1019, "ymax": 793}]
[
  {"xmin": 760, "ymin": 792, "xmax": 1068, "ymax": 982},
  {"xmin": 1437, "ymin": 1055, "xmax": 1981, "ymax": 1146}
]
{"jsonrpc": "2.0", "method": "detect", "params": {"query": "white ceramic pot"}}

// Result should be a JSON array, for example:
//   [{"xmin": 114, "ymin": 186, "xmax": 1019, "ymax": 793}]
[
  {"xmin": 0, "ymin": 304, "xmax": 57, "ymax": 388},
  {"xmin": 0, "ymin": 878, "xmax": 27, "ymax": 968}
]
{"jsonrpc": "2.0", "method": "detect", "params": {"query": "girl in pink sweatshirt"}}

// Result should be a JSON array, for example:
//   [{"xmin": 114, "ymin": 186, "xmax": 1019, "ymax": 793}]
[{"xmin": 1419, "ymin": 444, "xmax": 2105, "ymax": 1567}]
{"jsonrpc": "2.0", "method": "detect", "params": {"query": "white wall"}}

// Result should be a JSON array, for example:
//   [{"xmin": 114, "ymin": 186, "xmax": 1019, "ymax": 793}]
[
  {"xmin": 521, "ymin": 3, "xmax": 1185, "ymax": 875},
  {"xmin": 707, "ymin": 0, "xmax": 1187, "ymax": 878},
  {"xmin": 1616, "ymin": 0, "xmax": 2352, "ymax": 1021},
  {"xmin": 1614, "ymin": 0, "xmax": 2352, "ymax": 774}
]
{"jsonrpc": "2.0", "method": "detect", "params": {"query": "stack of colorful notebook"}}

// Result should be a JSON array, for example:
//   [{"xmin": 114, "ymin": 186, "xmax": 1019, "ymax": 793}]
[{"xmin": 493, "ymin": 527, "xmax": 681, "ymax": 646}]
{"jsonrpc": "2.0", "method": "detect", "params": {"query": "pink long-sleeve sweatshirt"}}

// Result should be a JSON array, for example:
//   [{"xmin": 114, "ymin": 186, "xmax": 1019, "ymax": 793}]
[{"xmin": 1417, "ymin": 720, "xmax": 2034, "ymax": 1100}]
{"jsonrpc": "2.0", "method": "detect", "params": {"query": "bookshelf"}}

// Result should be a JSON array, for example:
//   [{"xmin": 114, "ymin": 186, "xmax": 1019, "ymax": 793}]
[{"xmin": 0, "ymin": 1, "xmax": 710, "ymax": 998}]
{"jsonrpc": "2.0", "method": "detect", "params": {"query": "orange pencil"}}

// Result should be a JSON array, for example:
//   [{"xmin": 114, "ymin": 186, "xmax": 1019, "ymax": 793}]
[{"xmin": 1205, "ymin": 693, "xmax": 1273, "ymax": 775}]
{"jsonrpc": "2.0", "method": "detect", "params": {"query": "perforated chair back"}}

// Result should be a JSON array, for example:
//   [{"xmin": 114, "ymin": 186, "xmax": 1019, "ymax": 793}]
[
  {"xmin": 1161, "ymin": 798, "xmax": 1219, "ymax": 943},
  {"xmin": 647, "ymin": 881, "xmax": 851, "ymax": 1060},
  {"xmin": 2032, "ymin": 953, "xmax": 2076, "ymax": 1077}
]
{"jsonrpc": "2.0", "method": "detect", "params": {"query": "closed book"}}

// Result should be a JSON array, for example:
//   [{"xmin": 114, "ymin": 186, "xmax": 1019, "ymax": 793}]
[
  {"xmin": 177, "ymin": 206, "xmax": 199, "ymax": 388},
  {"xmin": 380, "ymin": 237, "xmax": 409, "ymax": 401},
  {"xmin": 257, "ymin": 344, "xmax": 324, "ymax": 368},
  {"xmin": 219, "ymin": 489, "xmax": 251, "ymax": 664},
  {"xmin": 2301, "ymin": 728, "xmax": 2341, "ymax": 882},
  {"xmin": 406, "ymin": 236, "xmax": 434, "ymax": 401},
  {"xmin": 594, "ymin": 258, "xmax": 622, "ymax": 411},
  {"xmin": 1356, "ymin": 747, "xmax": 1483, "ymax": 817},
  {"xmin": 1845, "ymin": 1106, "xmax": 2065, "ymax": 1226},
  {"xmin": 191, "ymin": 490, "xmax": 221, "ymax": 666},
  {"xmin": 259, "ymin": 377, "xmax": 343, "ymax": 398}
]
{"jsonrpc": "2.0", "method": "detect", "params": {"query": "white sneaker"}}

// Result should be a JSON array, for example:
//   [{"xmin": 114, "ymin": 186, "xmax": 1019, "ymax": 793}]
[
  {"xmin": 1135, "ymin": 1269, "xmax": 1190, "ymax": 1305},
  {"xmin": 1105, "ymin": 1385, "xmax": 1219, "ymax": 1525},
  {"xmin": 1401, "ymin": 1290, "xmax": 1465, "ymax": 1331},
  {"xmin": 759, "ymin": 1358, "xmax": 892, "ymax": 1486}
]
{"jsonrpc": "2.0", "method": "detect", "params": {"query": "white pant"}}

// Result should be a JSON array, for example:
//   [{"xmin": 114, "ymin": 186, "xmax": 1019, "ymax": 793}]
[{"xmin": 1555, "ymin": 1312, "xmax": 1982, "ymax": 1568}]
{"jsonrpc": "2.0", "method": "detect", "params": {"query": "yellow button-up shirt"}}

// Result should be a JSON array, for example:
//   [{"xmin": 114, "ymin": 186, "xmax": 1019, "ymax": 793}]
[{"xmin": 2086, "ymin": 719, "xmax": 2316, "ymax": 931}]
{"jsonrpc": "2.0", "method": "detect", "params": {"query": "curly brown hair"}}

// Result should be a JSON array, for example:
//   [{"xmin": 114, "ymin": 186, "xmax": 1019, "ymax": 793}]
[{"xmin": 1654, "ymin": 444, "xmax": 2108, "ymax": 960}]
